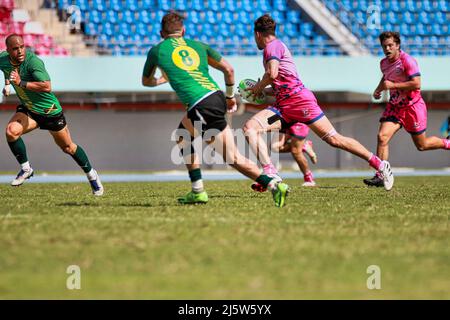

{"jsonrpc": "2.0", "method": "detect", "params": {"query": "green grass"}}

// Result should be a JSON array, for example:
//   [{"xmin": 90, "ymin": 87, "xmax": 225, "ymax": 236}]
[{"xmin": 0, "ymin": 177, "xmax": 449, "ymax": 299}]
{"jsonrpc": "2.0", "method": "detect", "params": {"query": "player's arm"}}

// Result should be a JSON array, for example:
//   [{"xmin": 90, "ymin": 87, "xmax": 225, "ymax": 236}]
[
  {"xmin": 9, "ymin": 69, "xmax": 51, "ymax": 92},
  {"xmin": 249, "ymin": 59, "xmax": 279, "ymax": 98},
  {"xmin": 206, "ymin": 47, "xmax": 237, "ymax": 113},
  {"xmin": 382, "ymin": 76, "xmax": 421, "ymax": 91},
  {"xmin": 373, "ymin": 76, "xmax": 385, "ymax": 99},
  {"xmin": 142, "ymin": 47, "xmax": 167, "ymax": 87},
  {"xmin": 3, "ymin": 73, "xmax": 11, "ymax": 96},
  {"xmin": 142, "ymin": 66, "xmax": 168, "ymax": 87}
]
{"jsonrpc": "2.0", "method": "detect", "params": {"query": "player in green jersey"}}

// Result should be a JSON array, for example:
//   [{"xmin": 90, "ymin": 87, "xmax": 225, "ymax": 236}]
[
  {"xmin": 142, "ymin": 12, "xmax": 289, "ymax": 207},
  {"xmin": 1, "ymin": 34, "xmax": 104, "ymax": 196}
]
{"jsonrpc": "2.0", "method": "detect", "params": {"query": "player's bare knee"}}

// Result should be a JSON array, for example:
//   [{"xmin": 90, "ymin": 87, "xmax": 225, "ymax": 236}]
[
  {"xmin": 415, "ymin": 142, "xmax": 427, "ymax": 151},
  {"xmin": 243, "ymin": 121, "xmax": 258, "ymax": 137},
  {"xmin": 61, "ymin": 144, "xmax": 77, "ymax": 155},
  {"xmin": 5, "ymin": 123, "xmax": 22, "ymax": 140},
  {"xmin": 377, "ymin": 132, "xmax": 390, "ymax": 145}
]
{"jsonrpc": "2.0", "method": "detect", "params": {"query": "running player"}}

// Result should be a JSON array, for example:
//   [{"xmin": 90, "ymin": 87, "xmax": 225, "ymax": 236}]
[
  {"xmin": 243, "ymin": 14, "xmax": 394, "ymax": 190},
  {"xmin": 1, "ymin": 34, "xmax": 103, "ymax": 196},
  {"xmin": 141, "ymin": 12, "xmax": 289, "ymax": 207},
  {"xmin": 364, "ymin": 31, "xmax": 450, "ymax": 187}
]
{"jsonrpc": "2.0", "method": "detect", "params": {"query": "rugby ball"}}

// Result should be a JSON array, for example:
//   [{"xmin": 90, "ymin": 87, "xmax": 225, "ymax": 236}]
[{"xmin": 238, "ymin": 79, "xmax": 266, "ymax": 105}]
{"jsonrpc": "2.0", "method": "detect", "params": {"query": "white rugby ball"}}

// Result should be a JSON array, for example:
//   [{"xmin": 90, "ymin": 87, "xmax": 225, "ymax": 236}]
[{"xmin": 238, "ymin": 79, "xmax": 266, "ymax": 105}]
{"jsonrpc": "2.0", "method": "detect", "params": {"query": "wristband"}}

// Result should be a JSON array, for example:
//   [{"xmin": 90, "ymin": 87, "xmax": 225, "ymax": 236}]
[
  {"xmin": 225, "ymin": 83, "xmax": 235, "ymax": 98},
  {"xmin": 19, "ymin": 81, "xmax": 28, "ymax": 89}
]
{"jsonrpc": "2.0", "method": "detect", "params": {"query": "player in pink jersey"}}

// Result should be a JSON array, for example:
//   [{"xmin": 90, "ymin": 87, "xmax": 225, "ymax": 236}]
[
  {"xmin": 364, "ymin": 31, "xmax": 450, "ymax": 187},
  {"xmin": 243, "ymin": 14, "xmax": 395, "ymax": 191}
]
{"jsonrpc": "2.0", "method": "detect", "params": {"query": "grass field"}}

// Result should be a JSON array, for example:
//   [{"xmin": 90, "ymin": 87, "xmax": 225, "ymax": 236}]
[{"xmin": 0, "ymin": 176, "xmax": 449, "ymax": 299}]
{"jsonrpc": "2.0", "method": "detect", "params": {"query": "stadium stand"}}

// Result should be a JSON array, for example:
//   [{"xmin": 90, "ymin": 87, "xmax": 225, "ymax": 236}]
[
  {"xmin": 54, "ymin": 0, "xmax": 343, "ymax": 56},
  {"xmin": 322, "ymin": 0, "xmax": 450, "ymax": 56},
  {"xmin": 0, "ymin": 0, "xmax": 69, "ymax": 55}
]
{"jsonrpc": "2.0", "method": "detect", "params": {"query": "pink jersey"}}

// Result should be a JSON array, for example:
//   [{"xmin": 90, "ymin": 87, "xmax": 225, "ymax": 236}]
[
  {"xmin": 380, "ymin": 51, "xmax": 422, "ymax": 108},
  {"xmin": 263, "ymin": 39, "xmax": 304, "ymax": 102}
]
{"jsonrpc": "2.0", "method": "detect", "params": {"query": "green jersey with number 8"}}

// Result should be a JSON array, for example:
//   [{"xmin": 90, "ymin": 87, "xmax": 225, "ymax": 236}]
[{"xmin": 143, "ymin": 37, "xmax": 222, "ymax": 110}]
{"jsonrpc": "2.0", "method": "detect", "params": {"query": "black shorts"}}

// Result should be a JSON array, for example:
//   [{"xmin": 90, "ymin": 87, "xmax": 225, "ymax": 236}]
[
  {"xmin": 16, "ymin": 105, "xmax": 67, "ymax": 131},
  {"xmin": 186, "ymin": 91, "xmax": 228, "ymax": 134}
]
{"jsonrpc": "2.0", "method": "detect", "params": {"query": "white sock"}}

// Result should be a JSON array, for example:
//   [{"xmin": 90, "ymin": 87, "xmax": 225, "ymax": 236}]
[
  {"xmin": 192, "ymin": 179, "xmax": 204, "ymax": 193},
  {"xmin": 86, "ymin": 168, "xmax": 97, "ymax": 181},
  {"xmin": 20, "ymin": 161, "xmax": 31, "ymax": 171}
]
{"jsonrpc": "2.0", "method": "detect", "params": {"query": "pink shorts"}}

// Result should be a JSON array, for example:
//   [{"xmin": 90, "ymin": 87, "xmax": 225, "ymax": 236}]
[
  {"xmin": 380, "ymin": 99, "xmax": 427, "ymax": 134},
  {"xmin": 275, "ymin": 88, "xmax": 325, "ymax": 125},
  {"xmin": 266, "ymin": 107, "xmax": 310, "ymax": 139}
]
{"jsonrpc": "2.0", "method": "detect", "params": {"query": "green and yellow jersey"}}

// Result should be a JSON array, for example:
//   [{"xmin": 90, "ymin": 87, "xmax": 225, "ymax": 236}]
[
  {"xmin": 0, "ymin": 50, "xmax": 62, "ymax": 116},
  {"xmin": 143, "ymin": 37, "xmax": 222, "ymax": 110}
]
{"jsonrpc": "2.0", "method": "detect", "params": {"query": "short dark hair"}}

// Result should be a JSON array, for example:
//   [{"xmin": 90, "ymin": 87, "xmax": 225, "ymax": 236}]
[
  {"xmin": 5, "ymin": 33, "xmax": 22, "ymax": 46},
  {"xmin": 254, "ymin": 14, "xmax": 276, "ymax": 36},
  {"xmin": 161, "ymin": 11, "xmax": 184, "ymax": 34},
  {"xmin": 379, "ymin": 31, "xmax": 401, "ymax": 46}
]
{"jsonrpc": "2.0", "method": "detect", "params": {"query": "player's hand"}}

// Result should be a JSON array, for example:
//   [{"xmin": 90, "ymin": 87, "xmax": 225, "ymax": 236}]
[
  {"xmin": 373, "ymin": 89, "xmax": 382, "ymax": 99},
  {"xmin": 9, "ymin": 69, "xmax": 21, "ymax": 86},
  {"xmin": 245, "ymin": 78, "xmax": 264, "ymax": 100},
  {"xmin": 226, "ymin": 97, "xmax": 237, "ymax": 113},
  {"xmin": 382, "ymin": 80, "xmax": 395, "ymax": 90},
  {"xmin": 2, "ymin": 84, "xmax": 10, "ymax": 96}
]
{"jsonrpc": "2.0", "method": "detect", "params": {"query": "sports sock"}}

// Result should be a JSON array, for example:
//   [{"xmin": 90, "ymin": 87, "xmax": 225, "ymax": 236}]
[
  {"xmin": 262, "ymin": 163, "xmax": 277, "ymax": 175},
  {"xmin": 86, "ymin": 168, "xmax": 97, "ymax": 181},
  {"xmin": 368, "ymin": 153, "xmax": 384, "ymax": 171},
  {"xmin": 442, "ymin": 139, "xmax": 450, "ymax": 150},
  {"xmin": 304, "ymin": 171, "xmax": 314, "ymax": 182},
  {"xmin": 8, "ymin": 137, "xmax": 28, "ymax": 165},
  {"xmin": 189, "ymin": 168, "xmax": 204, "ymax": 193},
  {"xmin": 71, "ymin": 145, "xmax": 93, "ymax": 173},
  {"xmin": 21, "ymin": 161, "xmax": 31, "ymax": 171},
  {"xmin": 256, "ymin": 174, "xmax": 275, "ymax": 189}
]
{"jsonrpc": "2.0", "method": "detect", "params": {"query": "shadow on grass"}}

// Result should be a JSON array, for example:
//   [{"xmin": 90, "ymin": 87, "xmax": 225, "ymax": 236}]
[{"xmin": 58, "ymin": 202, "xmax": 101, "ymax": 207}]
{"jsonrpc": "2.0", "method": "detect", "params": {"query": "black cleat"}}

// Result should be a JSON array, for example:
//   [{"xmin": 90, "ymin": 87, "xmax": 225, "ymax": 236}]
[{"xmin": 363, "ymin": 175, "xmax": 384, "ymax": 187}]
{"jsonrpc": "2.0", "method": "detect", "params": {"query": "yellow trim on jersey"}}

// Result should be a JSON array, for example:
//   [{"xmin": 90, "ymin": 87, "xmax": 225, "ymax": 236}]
[{"xmin": 170, "ymin": 37, "xmax": 219, "ymax": 92}]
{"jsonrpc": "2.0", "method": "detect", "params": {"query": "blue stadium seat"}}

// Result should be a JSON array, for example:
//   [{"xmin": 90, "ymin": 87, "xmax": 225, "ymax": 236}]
[
  {"xmin": 121, "ymin": 10, "xmax": 135, "ymax": 24},
  {"xmin": 125, "ymin": 0, "xmax": 139, "ymax": 11},
  {"xmin": 105, "ymin": 10, "xmax": 119, "ymax": 24},
  {"xmin": 91, "ymin": 0, "xmax": 106, "ymax": 12}
]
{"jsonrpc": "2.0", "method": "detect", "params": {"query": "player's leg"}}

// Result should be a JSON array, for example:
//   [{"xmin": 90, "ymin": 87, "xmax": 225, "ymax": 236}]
[
  {"xmin": 290, "ymin": 137, "xmax": 316, "ymax": 187},
  {"xmin": 243, "ymin": 108, "xmax": 282, "ymax": 177},
  {"xmin": 412, "ymin": 132, "xmax": 450, "ymax": 151},
  {"xmin": 210, "ymin": 125, "xmax": 289, "ymax": 208},
  {"xmin": 49, "ymin": 125, "xmax": 104, "ymax": 196},
  {"xmin": 364, "ymin": 121, "xmax": 401, "ymax": 187},
  {"xmin": 309, "ymin": 115, "xmax": 394, "ymax": 191},
  {"xmin": 176, "ymin": 115, "xmax": 208, "ymax": 204},
  {"xmin": 405, "ymin": 101, "xmax": 450, "ymax": 151},
  {"xmin": 5, "ymin": 109, "xmax": 38, "ymax": 186}
]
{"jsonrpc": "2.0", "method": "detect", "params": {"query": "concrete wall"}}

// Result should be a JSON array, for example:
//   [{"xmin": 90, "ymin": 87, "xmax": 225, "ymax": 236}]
[{"xmin": 0, "ymin": 109, "xmax": 448, "ymax": 172}]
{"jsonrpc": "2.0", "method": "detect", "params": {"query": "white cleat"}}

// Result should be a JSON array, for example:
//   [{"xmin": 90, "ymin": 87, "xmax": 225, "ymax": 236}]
[
  {"xmin": 302, "ymin": 181, "xmax": 316, "ymax": 187},
  {"xmin": 88, "ymin": 170, "xmax": 104, "ymax": 196},
  {"xmin": 11, "ymin": 168, "xmax": 34, "ymax": 186},
  {"xmin": 380, "ymin": 161, "xmax": 394, "ymax": 191}
]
